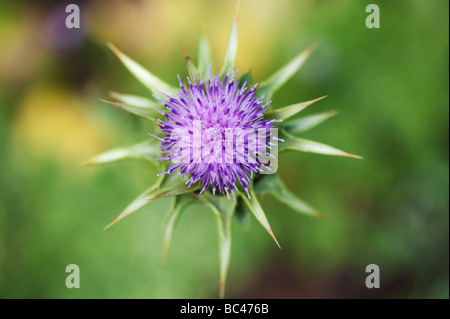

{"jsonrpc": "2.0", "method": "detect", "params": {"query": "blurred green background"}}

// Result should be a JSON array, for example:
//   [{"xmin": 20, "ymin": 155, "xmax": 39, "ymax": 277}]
[{"xmin": 0, "ymin": 0, "xmax": 448, "ymax": 298}]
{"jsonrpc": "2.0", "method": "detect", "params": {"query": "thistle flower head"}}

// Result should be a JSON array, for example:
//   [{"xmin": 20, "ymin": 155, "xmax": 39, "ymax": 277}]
[
  {"xmin": 87, "ymin": 4, "xmax": 360, "ymax": 298},
  {"xmin": 152, "ymin": 69, "xmax": 278, "ymax": 201}
]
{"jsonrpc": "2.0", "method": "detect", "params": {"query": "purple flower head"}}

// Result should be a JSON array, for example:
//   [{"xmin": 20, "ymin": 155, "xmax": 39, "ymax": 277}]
[{"xmin": 150, "ymin": 69, "xmax": 280, "ymax": 201}]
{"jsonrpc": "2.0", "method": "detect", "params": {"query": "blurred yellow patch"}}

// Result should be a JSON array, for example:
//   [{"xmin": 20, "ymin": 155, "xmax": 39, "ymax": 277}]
[
  {"xmin": 87, "ymin": 0, "xmax": 291, "ymax": 79},
  {"xmin": 13, "ymin": 86, "xmax": 109, "ymax": 168}
]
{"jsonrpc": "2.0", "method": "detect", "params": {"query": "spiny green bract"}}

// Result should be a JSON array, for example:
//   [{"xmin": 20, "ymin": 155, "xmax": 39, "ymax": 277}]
[{"xmin": 84, "ymin": 6, "xmax": 361, "ymax": 299}]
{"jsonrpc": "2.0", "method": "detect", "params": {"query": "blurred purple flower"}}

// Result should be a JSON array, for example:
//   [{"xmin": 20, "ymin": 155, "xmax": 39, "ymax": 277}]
[{"xmin": 45, "ymin": 3, "xmax": 84, "ymax": 52}]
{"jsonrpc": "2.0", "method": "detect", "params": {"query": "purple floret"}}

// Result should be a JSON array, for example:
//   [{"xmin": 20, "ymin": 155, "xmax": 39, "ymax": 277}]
[{"xmin": 151, "ymin": 69, "xmax": 279, "ymax": 201}]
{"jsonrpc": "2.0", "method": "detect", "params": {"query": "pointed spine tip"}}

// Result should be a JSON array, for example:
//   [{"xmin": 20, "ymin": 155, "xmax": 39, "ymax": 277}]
[
  {"xmin": 327, "ymin": 110, "xmax": 339, "ymax": 117},
  {"xmin": 104, "ymin": 217, "xmax": 120, "ymax": 230},
  {"xmin": 269, "ymin": 230, "xmax": 281, "ymax": 249},
  {"xmin": 307, "ymin": 95, "xmax": 328, "ymax": 106},
  {"xmin": 107, "ymin": 42, "xmax": 122, "ymax": 58},
  {"xmin": 181, "ymin": 45, "xmax": 189, "ymax": 60},
  {"xmin": 346, "ymin": 153, "xmax": 363, "ymax": 160},
  {"xmin": 78, "ymin": 159, "xmax": 92, "ymax": 167},
  {"xmin": 307, "ymin": 42, "xmax": 320, "ymax": 55},
  {"xmin": 316, "ymin": 211, "xmax": 328, "ymax": 220},
  {"xmin": 99, "ymin": 98, "xmax": 122, "ymax": 108},
  {"xmin": 163, "ymin": 247, "xmax": 169, "ymax": 261},
  {"xmin": 220, "ymin": 279, "xmax": 226, "ymax": 299},
  {"xmin": 234, "ymin": 0, "xmax": 240, "ymax": 20}
]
